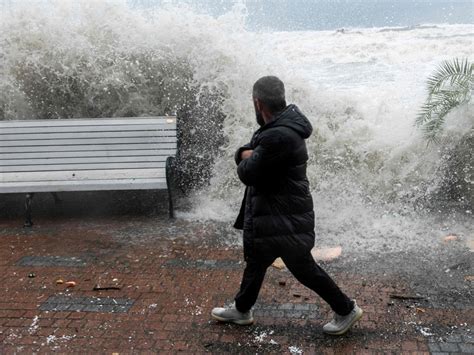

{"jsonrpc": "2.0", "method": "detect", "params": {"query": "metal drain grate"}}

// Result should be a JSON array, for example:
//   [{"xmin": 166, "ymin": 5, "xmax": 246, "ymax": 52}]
[
  {"xmin": 39, "ymin": 295, "xmax": 134, "ymax": 313},
  {"xmin": 17, "ymin": 256, "xmax": 87, "ymax": 267},
  {"xmin": 163, "ymin": 259, "xmax": 242, "ymax": 269}
]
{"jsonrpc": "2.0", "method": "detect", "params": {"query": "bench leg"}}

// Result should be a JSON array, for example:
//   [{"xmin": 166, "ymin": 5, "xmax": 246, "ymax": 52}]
[
  {"xmin": 51, "ymin": 192, "xmax": 62, "ymax": 204},
  {"xmin": 24, "ymin": 193, "xmax": 34, "ymax": 228},
  {"xmin": 166, "ymin": 156, "xmax": 175, "ymax": 219}
]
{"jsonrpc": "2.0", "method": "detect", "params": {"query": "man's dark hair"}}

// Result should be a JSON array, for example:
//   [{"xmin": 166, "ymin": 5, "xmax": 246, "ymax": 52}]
[{"xmin": 253, "ymin": 76, "xmax": 287, "ymax": 113}]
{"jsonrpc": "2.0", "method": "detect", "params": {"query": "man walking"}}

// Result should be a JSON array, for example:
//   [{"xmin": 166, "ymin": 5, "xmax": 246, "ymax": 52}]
[{"xmin": 211, "ymin": 76, "xmax": 363, "ymax": 335}]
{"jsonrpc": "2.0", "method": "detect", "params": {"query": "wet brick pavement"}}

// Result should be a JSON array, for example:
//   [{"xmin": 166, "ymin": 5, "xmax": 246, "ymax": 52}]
[{"xmin": 0, "ymin": 216, "xmax": 472, "ymax": 354}]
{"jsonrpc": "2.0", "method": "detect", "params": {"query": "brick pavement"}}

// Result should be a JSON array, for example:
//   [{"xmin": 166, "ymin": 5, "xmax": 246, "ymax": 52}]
[{"xmin": 0, "ymin": 216, "xmax": 472, "ymax": 354}]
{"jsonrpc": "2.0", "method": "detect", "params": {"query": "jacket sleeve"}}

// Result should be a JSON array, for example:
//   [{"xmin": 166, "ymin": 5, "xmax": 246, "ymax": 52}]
[
  {"xmin": 237, "ymin": 131, "xmax": 289, "ymax": 186},
  {"xmin": 234, "ymin": 143, "xmax": 253, "ymax": 165}
]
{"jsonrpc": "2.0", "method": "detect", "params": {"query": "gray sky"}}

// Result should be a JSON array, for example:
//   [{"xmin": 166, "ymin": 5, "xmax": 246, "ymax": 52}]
[{"xmin": 130, "ymin": 0, "xmax": 474, "ymax": 30}]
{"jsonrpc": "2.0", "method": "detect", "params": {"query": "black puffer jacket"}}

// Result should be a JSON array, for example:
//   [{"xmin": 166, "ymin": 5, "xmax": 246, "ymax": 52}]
[{"xmin": 234, "ymin": 104, "xmax": 315, "ymax": 248}]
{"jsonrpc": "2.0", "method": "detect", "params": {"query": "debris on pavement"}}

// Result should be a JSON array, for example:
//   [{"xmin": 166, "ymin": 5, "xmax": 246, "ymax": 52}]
[
  {"xmin": 93, "ymin": 285, "xmax": 122, "ymax": 291},
  {"xmin": 272, "ymin": 258, "xmax": 286, "ymax": 270},
  {"xmin": 443, "ymin": 235, "xmax": 458, "ymax": 242},
  {"xmin": 311, "ymin": 246, "xmax": 342, "ymax": 261},
  {"xmin": 389, "ymin": 294, "xmax": 425, "ymax": 300}
]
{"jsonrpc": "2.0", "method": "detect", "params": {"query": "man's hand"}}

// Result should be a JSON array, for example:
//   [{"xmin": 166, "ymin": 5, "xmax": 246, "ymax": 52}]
[{"xmin": 241, "ymin": 150, "xmax": 253, "ymax": 160}]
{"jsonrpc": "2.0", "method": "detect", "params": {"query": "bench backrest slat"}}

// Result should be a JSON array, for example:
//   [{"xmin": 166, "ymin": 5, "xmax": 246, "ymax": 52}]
[
  {"xmin": 0, "ymin": 124, "xmax": 175, "ymax": 134},
  {"xmin": 0, "ymin": 117, "xmax": 177, "ymax": 192},
  {"xmin": 2, "ymin": 130, "xmax": 177, "ymax": 141},
  {"xmin": 0, "ymin": 117, "xmax": 175, "ymax": 128},
  {"xmin": 0, "ymin": 143, "xmax": 176, "ymax": 153},
  {"xmin": 1, "ymin": 136, "xmax": 177, "ymax": 147}
]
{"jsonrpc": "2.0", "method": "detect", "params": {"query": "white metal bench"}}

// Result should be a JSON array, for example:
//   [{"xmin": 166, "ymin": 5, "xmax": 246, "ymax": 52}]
[{"xmin": 0, "ymin": 117, "xmax": 177, "ymax": 226}]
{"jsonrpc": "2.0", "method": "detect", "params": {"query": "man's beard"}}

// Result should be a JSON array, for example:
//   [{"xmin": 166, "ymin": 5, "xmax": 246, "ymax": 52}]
[{"xmin": 255, "ymin": 111, "xmax": 265, "ymax": 127}]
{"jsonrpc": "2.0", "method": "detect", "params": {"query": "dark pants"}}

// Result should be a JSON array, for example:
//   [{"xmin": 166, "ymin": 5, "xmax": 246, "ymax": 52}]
[{"xmin": 234, "ymin": 232, "xmax": 354, "ymax": 316}]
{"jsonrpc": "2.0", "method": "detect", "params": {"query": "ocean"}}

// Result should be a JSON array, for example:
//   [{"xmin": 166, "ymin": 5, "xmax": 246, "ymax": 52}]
[{"xmin": 0, "ymin": 1, "xmax": 472, "ymax": 254}]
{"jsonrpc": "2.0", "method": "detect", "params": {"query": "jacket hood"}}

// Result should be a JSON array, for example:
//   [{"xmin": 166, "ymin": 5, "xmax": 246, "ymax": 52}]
[{"xmin": 266, "ymin": 104, "xmax": 313, "ymax": 139}]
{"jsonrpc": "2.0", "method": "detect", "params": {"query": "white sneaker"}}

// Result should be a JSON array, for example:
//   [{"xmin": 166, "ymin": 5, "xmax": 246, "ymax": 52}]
[
  {"xmin": 211, "ymin": 303, "xmax": 254, "ymax": 325},
  {"xmin": 323, "ymin": 300, "xmax": 363, "ymax": 335}
]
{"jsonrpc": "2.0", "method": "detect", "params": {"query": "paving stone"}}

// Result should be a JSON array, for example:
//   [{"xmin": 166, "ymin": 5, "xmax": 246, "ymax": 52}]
[
  {"xmin": 446, "ymin": 335, "xmax": 463, "ymax": 343},
  {"xmin": 17, "ymin": 255, "xmax": 87, "ymax": 267},
  {"xmin": 459, "ymin": 343, "xmax": 474, "ymax": 353},
  {"xmin": 428, "ymin": 342, "xmax": 441, "ymax": 352},
  {"xmin": 1, "ymin": 218, "xmax": 472, "ymax": 353},
  {"xmin": 163, "ymin": 258, "xmax": 241, "ymax": 269},
  {"xmin": 439, "ymin": 342, "xmax": 460, "ymax": 352},
  {"xmin": 253, "ymin": 303, "xmax": 318, "ymax": 319},
  {"xmin": 39, "ymin": 295, "xmax": 134, "ymax": 313},
  {"xmin": 462, "ymin": 335, "xmax": 474, "ymax": 344}
]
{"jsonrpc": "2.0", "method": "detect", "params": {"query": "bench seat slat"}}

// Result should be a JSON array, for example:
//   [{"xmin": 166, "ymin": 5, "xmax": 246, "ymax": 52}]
[
  {"xmin": 0, "ymin": 143, "xmax": 177, "ymax": 153},
  {"xmin": 1, "ymin": 169, "xmax": 166, "ymax": 182},
  {"xmin": 0, "ymin": 117, "xmax": 176, "ymax": 128},
  {"xmin": 1, "ymin": 162, "xmax": 166, "ymax": 172},
  {"xmin": 0, "ymin": 178, "xmax": 167, "ymax": 193}
]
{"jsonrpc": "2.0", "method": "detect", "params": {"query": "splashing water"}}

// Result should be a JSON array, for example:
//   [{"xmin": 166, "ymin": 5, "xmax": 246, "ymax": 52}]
[{"xmin": 0, "ymin": 1, "xmax": 472, "ymax": 254}]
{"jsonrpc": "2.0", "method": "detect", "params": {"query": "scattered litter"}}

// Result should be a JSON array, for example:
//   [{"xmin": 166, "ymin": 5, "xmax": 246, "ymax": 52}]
[
  {"xmin": 148, "ymin": 303, "xmax": 158, "ymax": 309},
  {"xmin": 415, "ymin": 307, "xmax": 426, "ymax": 314},
  {"xmin": 56, "ymin": 279, "xmax": 64, "ymax": 285},
  {"xmin": 192, "ymin": 306, "xmax": 203, "ymax": 316},
  {"xmin": 269, "ymin": 339, "xmax": 278, "ymax": 345},
  {"xmin": 289, "ymin": 345, "xmax": 303, "ymax": 354},
  {"xmin": 112, "ymin": 278, "xmax": 119, "ymax": 282},
  {"xmin": 464, "ymin": 275, "xmax": 474, "ymax": 282},
  {"xmin": 311, "ymin": 246, "xmax": 342, "ymax": 261},
  {"xmin": 28, "ymin": 272, "xmax": 36, "ymax": 278},
  {"xmin": 418, "ymin": 326, "xmax": 434, "ymax": 337},
  {"xmin": 65, "ymin": 281, "xmax": 76, "ymax": 288},
  {"xmin": 254, "ymin": 331, "xmax": 268, "ymax": 343},
  {"xmin": 93, "ymin": 285, "xmax": 121, "ymax": 291},
  {"xmin": 28, "ymin": 316, "xmax": 39, "ymax": 334},
  {"xmin": 389, "ymin": 294, "xmax": 425, "ymax": 300},
  {"xmin": 443, "ymin": 235, "xmax": 458, "ymax": 242},
  {"xmin": 46, "ymin": 335, "xmax": 57, "ymax": 345},
  {"xmin": 272, "ymin": 258, "xmax": 286, "ymax": 270},
  {"xmin": 45, "ymin": 334, "xmax": 76, "ymax": 346}
]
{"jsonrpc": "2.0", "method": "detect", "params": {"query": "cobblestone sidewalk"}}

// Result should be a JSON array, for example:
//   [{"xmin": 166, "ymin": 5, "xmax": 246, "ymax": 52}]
[{"xmin": 0, "ymin": 217, "xmax": 472, "ymax": 354}]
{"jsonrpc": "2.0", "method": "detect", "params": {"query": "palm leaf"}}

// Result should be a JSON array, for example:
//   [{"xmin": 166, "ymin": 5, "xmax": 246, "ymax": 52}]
[
  {"xmin": 416, "ymin": 58, "xmax": 473, "ymax": 143},
  {"xmin": 426, "ymin": 58, "xmax": 473, "ymax": 94}
]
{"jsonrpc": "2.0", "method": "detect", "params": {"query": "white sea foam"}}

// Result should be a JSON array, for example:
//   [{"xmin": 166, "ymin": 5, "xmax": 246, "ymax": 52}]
[{"xmin": 0, "ymin": 2, "xmax": 472, "ymax": 254}]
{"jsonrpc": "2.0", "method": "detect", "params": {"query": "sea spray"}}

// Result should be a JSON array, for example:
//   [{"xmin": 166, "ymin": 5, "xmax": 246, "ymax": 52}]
[{"xmin": 0, "ymin": 2, "xmax": 472, "ymax": 250}]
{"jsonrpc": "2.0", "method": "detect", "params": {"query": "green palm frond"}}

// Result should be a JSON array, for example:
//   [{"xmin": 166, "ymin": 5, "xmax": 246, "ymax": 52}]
[
  {"xmin": 416, "ymin": 58, "xmax": 473, "ymax": 143},
  {"xmin": 426, "ymin": 58, "xmax": 473, "ymax": 94}
]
